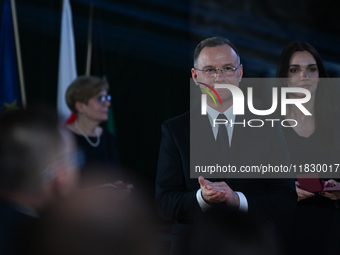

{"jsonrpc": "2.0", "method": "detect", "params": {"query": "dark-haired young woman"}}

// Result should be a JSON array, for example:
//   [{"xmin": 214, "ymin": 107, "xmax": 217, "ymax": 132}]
[{"xmin": 276, "ymin": 41, "xmax": 340, "ymax": 255}]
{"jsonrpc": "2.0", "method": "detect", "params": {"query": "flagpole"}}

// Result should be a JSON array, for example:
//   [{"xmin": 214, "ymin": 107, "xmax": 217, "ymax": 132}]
[
  {"xmin": 85, "ymin": 2, "xmax": 94, "ymax": 75},
  {"xmin": 10, "ymin": 0, "xmax": 26, "ymax": 109}
]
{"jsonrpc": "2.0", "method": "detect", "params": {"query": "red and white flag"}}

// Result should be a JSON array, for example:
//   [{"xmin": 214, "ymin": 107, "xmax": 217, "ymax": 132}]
[{"xmin": 57, "ymin": 0, "xmax": 77, "ymax": 123}]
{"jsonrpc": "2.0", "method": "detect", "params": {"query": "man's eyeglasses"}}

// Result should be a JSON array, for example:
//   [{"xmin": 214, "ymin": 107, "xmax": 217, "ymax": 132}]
[
  {"xmin": 97, "ymin": 95, "xmax": 111, "ymax": 104},
  {"xmin": 194, "ymin": 64, "xmax": 242, "ymax": 77}
]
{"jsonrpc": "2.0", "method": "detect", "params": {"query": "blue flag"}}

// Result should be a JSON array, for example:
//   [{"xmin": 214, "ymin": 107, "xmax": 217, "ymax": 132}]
[{"xmin": 0, "ymin": 0, "xmax": 20, "ymax": 112}]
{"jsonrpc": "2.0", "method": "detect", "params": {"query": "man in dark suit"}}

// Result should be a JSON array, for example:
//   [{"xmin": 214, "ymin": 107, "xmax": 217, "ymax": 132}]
[{"xmin": 155, "ymin": 37, "xmax": 297, "ymax": 254}]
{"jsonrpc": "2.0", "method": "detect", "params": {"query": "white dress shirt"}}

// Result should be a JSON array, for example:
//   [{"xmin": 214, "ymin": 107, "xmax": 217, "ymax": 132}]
[{"xmin": 196, "ymin": 105, "xmax": 248, "ymax": 212}]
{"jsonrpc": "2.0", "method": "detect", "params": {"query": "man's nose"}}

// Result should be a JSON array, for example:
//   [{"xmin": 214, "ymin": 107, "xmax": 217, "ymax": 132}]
[{"xmin": 214, "ymin": 69, "xmax": 225, "ymax": 81}]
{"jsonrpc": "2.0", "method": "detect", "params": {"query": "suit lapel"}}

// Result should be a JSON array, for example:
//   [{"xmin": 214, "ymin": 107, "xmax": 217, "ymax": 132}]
[{"xmin": 190, "ymin": 107, "xmax": 226, "ymax": 181}]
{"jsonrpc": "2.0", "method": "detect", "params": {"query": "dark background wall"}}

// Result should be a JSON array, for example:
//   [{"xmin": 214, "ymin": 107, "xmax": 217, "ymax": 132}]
[{"xmin": 1, "ymin": 0, "xmax": 340, "ymax": 191}]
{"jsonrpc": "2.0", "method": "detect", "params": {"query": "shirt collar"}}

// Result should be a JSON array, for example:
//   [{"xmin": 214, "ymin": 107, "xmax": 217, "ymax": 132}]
[{"xmin": 206, "ymin": 105, "xmax": 236, "ymax": 124}]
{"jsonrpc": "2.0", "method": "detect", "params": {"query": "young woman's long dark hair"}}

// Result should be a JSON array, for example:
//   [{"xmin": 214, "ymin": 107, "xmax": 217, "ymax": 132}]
[{"xmin": 276, "ymin": 41, "xmax": 338, "ymax": 151}]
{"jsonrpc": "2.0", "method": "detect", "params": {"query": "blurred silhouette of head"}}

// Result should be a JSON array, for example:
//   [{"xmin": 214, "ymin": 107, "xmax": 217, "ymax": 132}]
[{"xmin": 0, "ymin": 106, "xmax": 79, "ymax": 209}]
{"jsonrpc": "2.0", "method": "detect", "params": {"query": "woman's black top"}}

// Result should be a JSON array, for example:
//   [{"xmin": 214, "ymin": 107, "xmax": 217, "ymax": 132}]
[
  {"xmin": 72, "ymin": 129, "xmax": 121, "ymax": 180},
  {"xmin": 281, "ymin": 114, "xmax": 340, "ymax": 255}
]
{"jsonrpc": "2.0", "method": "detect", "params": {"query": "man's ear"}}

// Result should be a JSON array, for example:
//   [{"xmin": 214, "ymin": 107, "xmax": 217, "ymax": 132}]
[
  {"xmin": 75, "ymin": 101, "xmax": 85, "ymax": 114},
  {"xmin": 191, "ymin": 68, "xmax": 198, "ymax": 84}
]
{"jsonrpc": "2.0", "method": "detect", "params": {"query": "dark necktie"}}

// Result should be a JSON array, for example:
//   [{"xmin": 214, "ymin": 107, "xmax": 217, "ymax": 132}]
[{"xmin": 216, "ymin": 113, "xmax": 230, "ymax": 166}]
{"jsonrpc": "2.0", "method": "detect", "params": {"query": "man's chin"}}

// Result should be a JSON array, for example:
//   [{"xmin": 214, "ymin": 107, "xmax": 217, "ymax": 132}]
[{"xmin": 217, "ymin": 92, "xmax": 232, "ymax": 100}]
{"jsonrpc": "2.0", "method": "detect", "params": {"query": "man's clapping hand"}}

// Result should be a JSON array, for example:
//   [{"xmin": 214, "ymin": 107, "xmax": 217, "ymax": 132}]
[{"xmin": 198, "ymin": 176, "xmax": 239, "ymax": 207}]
